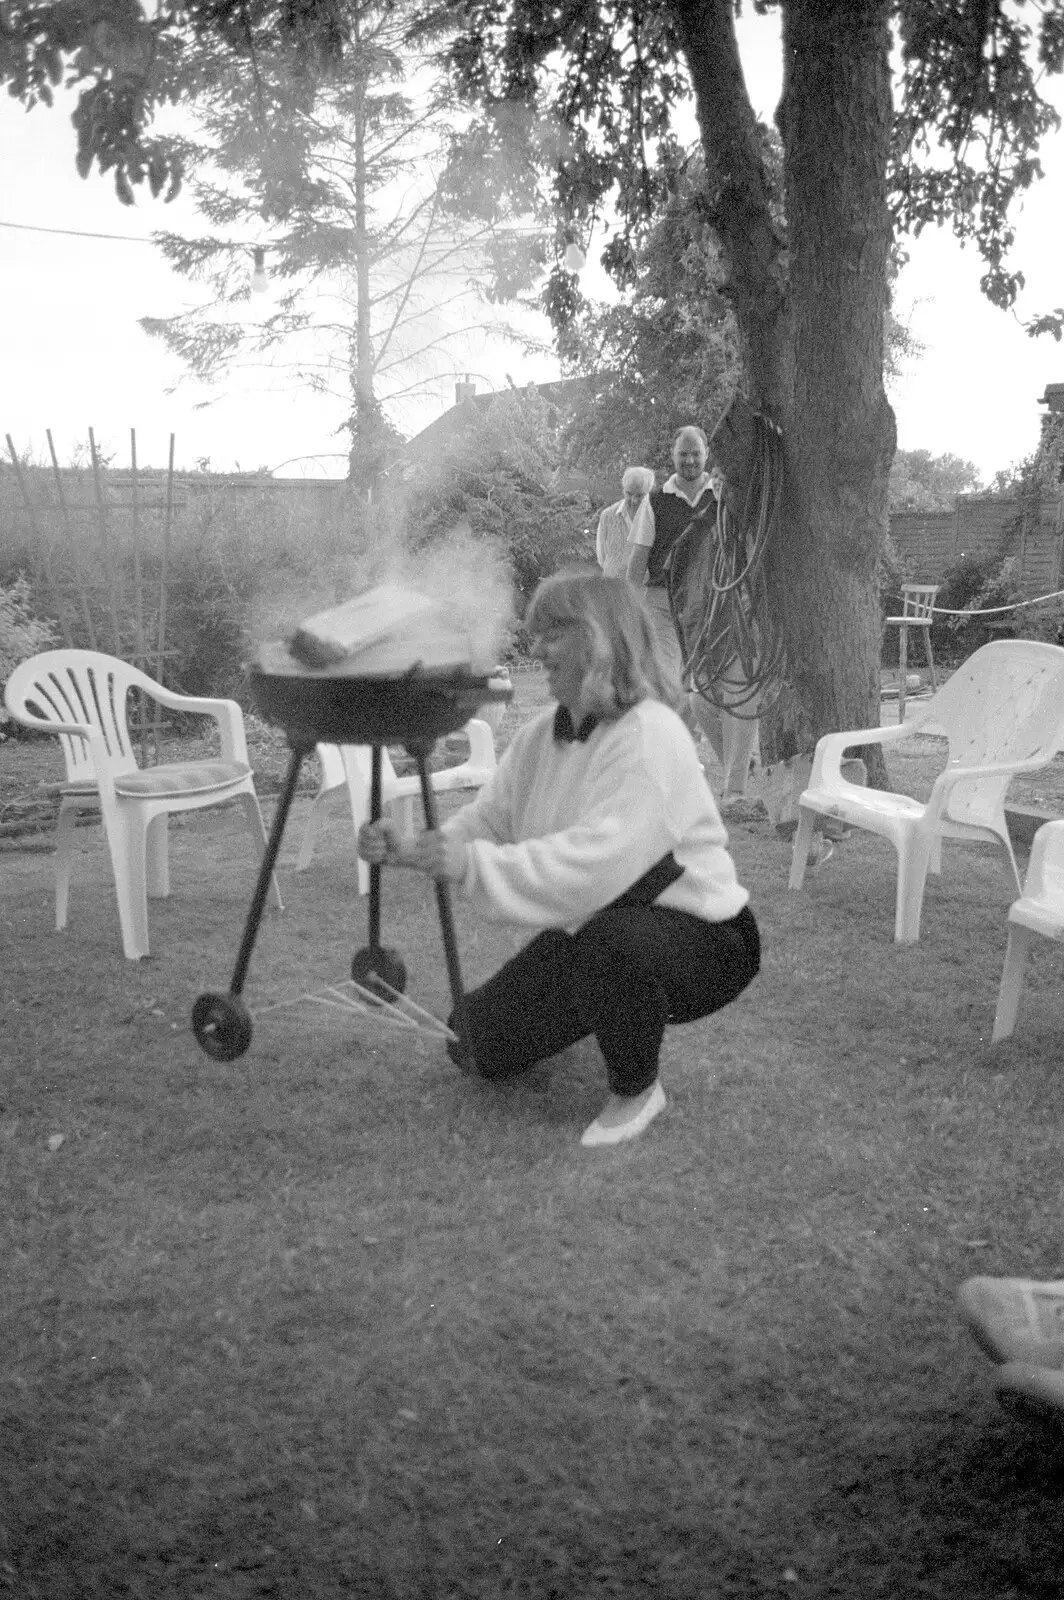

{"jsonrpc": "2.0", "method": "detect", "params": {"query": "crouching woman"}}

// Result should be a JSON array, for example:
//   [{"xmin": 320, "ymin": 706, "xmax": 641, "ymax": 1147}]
[{"xmin": 358, "ymin": 570, "xmax": 760, "ymax": 1149}]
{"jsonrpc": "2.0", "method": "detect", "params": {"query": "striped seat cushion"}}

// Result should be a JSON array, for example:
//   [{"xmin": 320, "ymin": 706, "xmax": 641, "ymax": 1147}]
[{"xmin": 113, "ymin": 761, "xmax": 252, "ymax": 799}]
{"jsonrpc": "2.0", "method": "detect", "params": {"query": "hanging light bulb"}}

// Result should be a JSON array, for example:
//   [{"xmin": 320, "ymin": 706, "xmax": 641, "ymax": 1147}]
[
  {"xmin": 564, "ymin": 239, "xmax": 587, "ymax": 273},
  {"xmin": 251, "ymin": 246, "xmax": 268, "ymax": 294}
]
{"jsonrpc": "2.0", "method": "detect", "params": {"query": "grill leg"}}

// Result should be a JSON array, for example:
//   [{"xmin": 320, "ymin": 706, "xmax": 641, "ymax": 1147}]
[
  {"xmin": 227, "ymin": 745, "xmax": 304, "ymax": 997},
  {"xmin": 369, "ymin": 743, "xmax": 383, "ymax": 949},
  {"xmin": 413, "ymin": 746, "xmax": 474, "ymax": 1068},
  {"xmin": 351, "ymin": 743, "xmax": 408, "ymax": 995}
]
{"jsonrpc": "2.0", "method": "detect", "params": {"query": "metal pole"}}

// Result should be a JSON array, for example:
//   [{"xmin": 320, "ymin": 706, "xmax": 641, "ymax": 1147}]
[{"xmin": 369, "ymin": 743, "xmax": 383, "ymax": 951}]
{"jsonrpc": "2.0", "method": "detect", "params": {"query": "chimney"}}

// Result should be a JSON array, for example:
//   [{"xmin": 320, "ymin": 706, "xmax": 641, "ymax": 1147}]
[{"xmin": 454, "ymin": 375, "xmax": 476, "ymax": 404}]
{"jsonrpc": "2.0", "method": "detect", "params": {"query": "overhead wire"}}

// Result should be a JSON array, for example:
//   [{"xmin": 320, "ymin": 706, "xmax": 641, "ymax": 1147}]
[{"xmin": 0, "ymin": 218, "xmax": 156, "ymax": 242}]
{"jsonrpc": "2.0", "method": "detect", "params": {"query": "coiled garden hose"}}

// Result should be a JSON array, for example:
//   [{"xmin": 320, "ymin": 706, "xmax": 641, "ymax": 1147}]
[{"xmin": 667, "ymin": 413, "xmax": 788, "ymax": 719}]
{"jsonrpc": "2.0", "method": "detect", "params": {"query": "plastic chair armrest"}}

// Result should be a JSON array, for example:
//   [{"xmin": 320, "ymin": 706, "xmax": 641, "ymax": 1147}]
[
  {"xmin": 808, "ymin": 723, "xmax": 908, "ymax": 787},
  {"xmin": 138, "ymin": 687, "xmax": 250, "ymax": 765},
  {"xmin": 924, "ymin": 751, "xmax": 1063, "ymax": 816}
]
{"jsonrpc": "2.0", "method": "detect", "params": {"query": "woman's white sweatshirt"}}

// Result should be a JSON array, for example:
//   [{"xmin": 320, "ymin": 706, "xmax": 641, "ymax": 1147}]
[{"xmin": 441, "ymin": 697, "xmax": 749, "ymax": 931}]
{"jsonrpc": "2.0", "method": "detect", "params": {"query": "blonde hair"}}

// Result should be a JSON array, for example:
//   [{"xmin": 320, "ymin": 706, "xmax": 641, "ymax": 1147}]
[{"xmin": 525, "ymin": 569, "xmax": 686, "ymax": 719}]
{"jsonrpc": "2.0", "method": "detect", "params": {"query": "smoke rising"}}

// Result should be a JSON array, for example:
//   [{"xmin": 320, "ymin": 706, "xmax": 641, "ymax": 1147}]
[{"xmin": 251, "ymin": 509, "xmax": 516, "ymax": 676}]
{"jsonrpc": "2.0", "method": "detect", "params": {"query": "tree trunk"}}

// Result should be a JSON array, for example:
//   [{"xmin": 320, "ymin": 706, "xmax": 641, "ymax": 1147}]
[
  {"xmin": 672, "ymin": 0, "xmax": 895, "ymax": 779},
  {"xmin": 671, "ymin": 0, "xmax": 790, "ymax": 411},
  {"xmin": 348, "ymin": 12, "xmax": 380, "ymax": 494},
  {"xmin": 776, "ymin": 0, "xmax": 895, "ymax": 765}
]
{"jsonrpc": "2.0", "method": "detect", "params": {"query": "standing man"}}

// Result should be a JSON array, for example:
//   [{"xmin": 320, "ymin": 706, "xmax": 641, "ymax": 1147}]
[
  {"xmin": 595, "ymin": 466, "xmax": 655, "ymax": 578},
  {"xmin": 626, "ymin": 426, "xmax": 760, "ymax": 803}
]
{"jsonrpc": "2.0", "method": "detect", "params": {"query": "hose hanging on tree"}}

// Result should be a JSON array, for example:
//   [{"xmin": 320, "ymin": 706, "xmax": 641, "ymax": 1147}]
[{"xmin": 666, "ymin": 412, "xmax": 787, "ymax": 719}]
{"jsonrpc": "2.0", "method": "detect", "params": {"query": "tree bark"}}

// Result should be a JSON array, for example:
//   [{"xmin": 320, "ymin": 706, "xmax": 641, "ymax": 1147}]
[
  {"xmin": 776, "ymin": 0, "xmax": 896, "ymax": 763},
  {"xmin": 671, "ymin": 0, "xmax": 895, "ymax": 778}
]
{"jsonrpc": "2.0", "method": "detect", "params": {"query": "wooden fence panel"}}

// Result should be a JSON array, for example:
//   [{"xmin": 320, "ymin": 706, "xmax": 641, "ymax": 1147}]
[
  {"xmin": 890, "ymin": 493, "xmax": 1063, "ymax": 596},
  {"xmin": 888, "ymin": 512, "xmax": 954, "ymax": 579}
]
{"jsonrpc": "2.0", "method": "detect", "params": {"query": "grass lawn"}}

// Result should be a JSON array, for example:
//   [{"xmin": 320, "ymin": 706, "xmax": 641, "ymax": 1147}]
[{"xmin": 3, "ymin": 667, "xmax": 1064, "ymax": 1599}]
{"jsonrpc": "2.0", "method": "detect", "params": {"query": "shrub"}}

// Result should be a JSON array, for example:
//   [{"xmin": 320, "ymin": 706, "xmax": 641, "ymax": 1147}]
[
  {"xmin": 939, "ymin": 554, "xmax": 1064, "ymax": 655},
  {"xmin": 877, "ymin": 534, "xmax": 913, "ymax": 667},
  {"xmin": 0, "ymin": 464, "xmax": 376, "ymax": 706},
  {"xmin": 0, "ymin": 575, "xmax": 58, "ymax": 728},
  {"xmin": 400, "ymin": 390, "xmax": 595, "ymax": 609},
  {"xmin": 928, "ymin": 553, "xmax": 1020, "ymax": 660}
]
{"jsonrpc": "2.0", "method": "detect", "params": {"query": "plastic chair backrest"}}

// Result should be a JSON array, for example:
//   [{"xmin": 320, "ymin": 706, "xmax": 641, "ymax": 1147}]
[
  {"xmin": 4, "ymin": 650, "xmax": 142, "ymax": 785},
  {"xmin": 900, "ymin": 584, "xmax": 938, "ymax": 621},
  {"xmin": 914, "ymin": 640, "xmax": 1064, "ymax": 825},
  {"xmin": 316, "ymin": 741, "xmax": 401, "ymax": 795}
]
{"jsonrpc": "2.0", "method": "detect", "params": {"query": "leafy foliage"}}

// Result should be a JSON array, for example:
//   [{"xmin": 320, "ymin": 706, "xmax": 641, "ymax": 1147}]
[
  {"xmin": 892, "ymin": 2, "xmax": 1064, "ymax": 332},
  {"xmin": 888, "ymin": 449, "xmax": 983, "ymax": 512},
  {"xmin": 0, "ymin": 0, "xmax": 353, "ymax": 205},
  {"xmin": 415, "ymin": 0, "xmax": 1064, "ymax": 341},
  {"xmin": 6, "ymin": 1, "xmax": 1063, "ymax": 339},
  {"xmin": 557, "ymin": 151, "xmax": 739, "ymax": 482},
  {"xmin": 0, "ymin": 575, "xmax": 57, "ymax": 726},
  {"xmin": 400, "ymin": 388, "xmax": 594, "ymax": 607}
]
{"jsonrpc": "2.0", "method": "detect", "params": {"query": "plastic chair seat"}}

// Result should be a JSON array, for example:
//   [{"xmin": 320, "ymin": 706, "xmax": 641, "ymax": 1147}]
[
  {"xmin": 993, "ymin": 819, "xmax": 1064, "ymax": 1041},
  {"xmin": 3, "ymin": 649, "xmax": 281, "ymax": 960},
  {"xmin": 113, "ymin": 760, "xmax": 252, "ymax": 798},
  {"xmin": 789, "ymin": 639, "xmax": 1064, "ymax": 943},
  {"xmin": 297, "ymin": 717, "xmax": 499, "ymax": 893}
]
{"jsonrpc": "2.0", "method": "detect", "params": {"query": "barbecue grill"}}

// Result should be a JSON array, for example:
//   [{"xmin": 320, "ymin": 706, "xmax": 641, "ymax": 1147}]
[{"xmin": 191, "ymin": 641, "xmax": 512, "ymax": 1065}]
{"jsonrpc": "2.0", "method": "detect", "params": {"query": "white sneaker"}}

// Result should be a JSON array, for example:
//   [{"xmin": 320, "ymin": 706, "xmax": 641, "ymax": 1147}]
[
  {"xmin": 959, "ymin": 1276, "xmax": 1064, "ymax": 1368},
  {"xmin": 996, "ymin": 1363, "xmax": 1064, "ymax": 1422},
  {"xmin": 580, "ymin": 1081, "xmax": 666, "ymax": 1148}
]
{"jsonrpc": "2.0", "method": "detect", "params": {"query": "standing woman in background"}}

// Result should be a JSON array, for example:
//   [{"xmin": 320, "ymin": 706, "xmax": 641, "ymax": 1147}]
[{"xmin": 595, "ymin": 466, "xmax": 655, "ymax": 579}]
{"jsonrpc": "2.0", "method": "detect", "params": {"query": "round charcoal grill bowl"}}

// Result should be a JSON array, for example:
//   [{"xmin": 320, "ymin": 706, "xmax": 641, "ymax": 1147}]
[{"xmin": 250, "ymin": 660, "xmax": 512, "ymax": 750}]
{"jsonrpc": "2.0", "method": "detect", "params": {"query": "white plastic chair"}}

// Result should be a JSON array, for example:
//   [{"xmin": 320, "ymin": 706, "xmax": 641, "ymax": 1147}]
[
  {"xmin": 296, "ymin": 717, "xmax": 498, "ymax": 893},
  {"xmin": 992, "ymin": 819, "xmax": 1064, "ymax": 1042},
  {"xmin": 3, "ymin": 649, "xmax": 281, "ymax": 960},
  {"xmin": 884, "ymin": 583, "xmax": 939, "ymax": 723},
  {"xmin": 788, "ymin": 639, "xmax": 1064, "ymax": 943}
]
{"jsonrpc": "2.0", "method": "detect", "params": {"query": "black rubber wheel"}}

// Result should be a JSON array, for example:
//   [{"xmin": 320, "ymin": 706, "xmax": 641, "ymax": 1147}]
[
  {"xmin": 192, "ymin": 991, "xmax": 253, "ymax": 1061},
  {"xmin": 350, "ymin": 945, "xmax": 408, "ymax": 998}
]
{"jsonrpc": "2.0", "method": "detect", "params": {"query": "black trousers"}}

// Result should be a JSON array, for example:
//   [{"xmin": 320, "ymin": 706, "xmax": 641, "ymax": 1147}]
[{"xmin": 451, "ymin": 903, "xmax": 760, "ymax": 1097}]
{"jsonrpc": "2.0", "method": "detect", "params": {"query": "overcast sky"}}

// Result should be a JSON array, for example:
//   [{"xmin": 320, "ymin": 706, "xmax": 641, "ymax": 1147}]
[{"xmin": 1, "ymin": 15, "xmax": 1062, "ymax": 480}]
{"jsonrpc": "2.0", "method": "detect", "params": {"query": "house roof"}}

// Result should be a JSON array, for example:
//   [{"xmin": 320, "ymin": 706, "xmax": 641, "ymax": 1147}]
[{"xmin": 402, "ymin": 375, "xmax": 609, "ymax": 461}]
